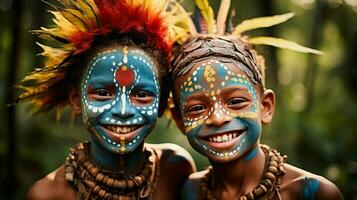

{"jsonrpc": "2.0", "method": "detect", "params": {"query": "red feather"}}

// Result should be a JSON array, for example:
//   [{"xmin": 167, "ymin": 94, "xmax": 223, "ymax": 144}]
[{"xmin": 69, "ymin": 0, "xmax": 171, "ymax": 58}]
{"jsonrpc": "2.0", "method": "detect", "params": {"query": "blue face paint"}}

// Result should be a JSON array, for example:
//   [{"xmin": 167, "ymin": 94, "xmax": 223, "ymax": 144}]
[
  {"xmin": 178, "ymin": 59, "xmax": 261, "ymax": 162},
  {"xmin": 302, "ymin": 177, "xmax": 319, "ymax": 200},
  {"xmin": 81, "ymin": 46, "xmax": 160, "ymax": 154}
]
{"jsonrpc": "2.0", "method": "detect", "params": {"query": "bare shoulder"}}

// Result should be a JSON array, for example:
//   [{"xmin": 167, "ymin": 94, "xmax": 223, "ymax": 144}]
[
  {"xmin": 280, "ymin": 163, "xmax": 343, "ymax": 200},
  {"xmin": 145, "ymin": 143, "xmax": 196, "ymax": 173},
  {"xmin": 27, "ymin": 166, "xmax": 77, "ymax": 200},
  {"xmin": 145, "ymin": 143, "xmax": 196, "ymax": 199},
  {"xmin": 181, "ymin": 169, "xmax": 209, "ymax": 200}
]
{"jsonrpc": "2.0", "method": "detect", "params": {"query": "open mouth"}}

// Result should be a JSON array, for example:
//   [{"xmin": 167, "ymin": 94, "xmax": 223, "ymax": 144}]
[
  {"xmin": 201, "ymin": 129, "xmax": 246, "ymax": 143},
  {"xmin": 101, "ymin": 124, "xmax": 144, "ymax": 142},
  {"xmin": 199, "ymin": 129, "xmax": 247, "ymax": 149},
  {"xmin": 104, "ymin": 125, "xmax": 141, "ymax": 134}
]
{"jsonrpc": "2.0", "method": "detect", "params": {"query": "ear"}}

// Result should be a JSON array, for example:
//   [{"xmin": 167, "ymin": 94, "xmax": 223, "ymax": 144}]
[
  {"xmin": 260, "ymin": 89, "xmax": 275, "ymax": 124},
  {"xmin": 69, "ymin": 87, "xmax": 81, "ymax": 114},
  {"xmin": 170, "ymin": 105, "xmax": 185, "ymax": 133}
]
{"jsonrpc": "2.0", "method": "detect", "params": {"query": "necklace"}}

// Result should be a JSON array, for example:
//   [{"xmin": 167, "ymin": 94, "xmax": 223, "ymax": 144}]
[
  {"xmin": 64, "ymin": 142, "xmax": 160, "ymax": 200},
  {"xmin": 201, "ymin": 145, "xmax": 286, "ymax": 200}
]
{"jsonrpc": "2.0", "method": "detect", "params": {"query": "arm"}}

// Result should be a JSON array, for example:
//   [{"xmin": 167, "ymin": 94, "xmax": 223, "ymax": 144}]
[{"xmin": 181, "ymin": 178, "xmax": 202, "ymax": 200}]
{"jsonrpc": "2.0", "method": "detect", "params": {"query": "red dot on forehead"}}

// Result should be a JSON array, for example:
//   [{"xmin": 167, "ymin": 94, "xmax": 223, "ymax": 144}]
[{"xmin": 115, "ymin": 66, "xmax": 135, "ymax": 87}]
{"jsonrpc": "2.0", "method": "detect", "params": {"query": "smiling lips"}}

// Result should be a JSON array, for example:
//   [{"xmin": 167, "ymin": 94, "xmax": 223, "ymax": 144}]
[
  {"xmin": 201, "ymin": 129, "xmax": 246, "ymax": 149},
  {"xmin": 102, "ymin": 125, "xmax": 143, "ymax": 142},
  {"xmin": 105, "ymin": 125, "xmax": 140, "ymax": 134}
]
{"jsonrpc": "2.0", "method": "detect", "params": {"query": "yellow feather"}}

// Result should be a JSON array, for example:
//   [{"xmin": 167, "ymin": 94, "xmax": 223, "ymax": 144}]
[
  {"xmin": 36, "ymin": 42, "xmax": 71, "ymax": 66},
  {"xmin": 233, "ymin": 12, "xmax": 295, "ymax": 35},
  {"xmin": 59, "ymin": 10, "xmax": 88, "ymax": 32},
  {"xmin": 194, "ymin": 0, "xmax": 215, "ymax": 34},
  {"xmin": 51, "ymin": 11, "xmax": 81, "ymax": 38},
  {"xmin": 167, "ymin": 1, "xmax": 197, "ymax": 43},
  {"xmin": 248, "ymin": 37, "xmax": 323, "ymax": 55}
]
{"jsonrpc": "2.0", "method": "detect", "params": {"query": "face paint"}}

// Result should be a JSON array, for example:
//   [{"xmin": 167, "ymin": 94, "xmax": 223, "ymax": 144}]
[
  {"xmin": 178, "ymin": 59, "xmax": 261, "ymax": 162},
  {"xmin": 81, "ymin": 46, "xmax": 160, "ymax": 154}
]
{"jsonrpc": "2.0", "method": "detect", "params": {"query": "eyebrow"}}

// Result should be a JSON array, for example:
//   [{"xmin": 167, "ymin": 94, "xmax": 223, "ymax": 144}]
[{"xmin": 221, "ymin": 86, "xmax": 250, "ymax": 93}]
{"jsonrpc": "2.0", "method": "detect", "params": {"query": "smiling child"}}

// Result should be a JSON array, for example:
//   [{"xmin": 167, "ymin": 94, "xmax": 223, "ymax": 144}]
[
  {"xmin": 17, "ymin": 0, "xmax": 195, "ymax": 199},
  {"xmin": 169, "ymin": 0, "xmax": 343, "ymax": 199}
]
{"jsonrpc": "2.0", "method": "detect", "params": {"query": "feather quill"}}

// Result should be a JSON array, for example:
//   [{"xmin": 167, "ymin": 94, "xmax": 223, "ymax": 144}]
[
  {"xmin": 216, "ymin": 0, "xmax": 231, "ymax": 34},
  {"xmin": 194, "ymin": 0, "xmax": 215, "ymax": 34},
  {"xmin": 233, "ymin": 12, "xmax": 295, "ymax": 35},
  {"xmin": 248, "ymin": 36, "xmax": 323, "ymax": 55}
]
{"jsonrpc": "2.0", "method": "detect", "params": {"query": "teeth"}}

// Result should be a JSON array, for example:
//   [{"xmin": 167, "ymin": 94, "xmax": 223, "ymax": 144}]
[
  {"xmin": 208, "ymin": 131, "xmax": 242, "ymax": 143},
  {"xmin": 105, "ymin": 125, "xmax": 139, "ymax": 134}
]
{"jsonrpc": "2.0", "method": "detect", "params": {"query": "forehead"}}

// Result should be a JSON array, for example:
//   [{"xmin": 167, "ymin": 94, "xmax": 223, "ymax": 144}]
[
  {"xmin": 86, "ymin": 46, "xmax": 158, "ymax": 78},
  {"xmin": 175, "ymin": 59, "xmax": 257, "ymax": 94}
]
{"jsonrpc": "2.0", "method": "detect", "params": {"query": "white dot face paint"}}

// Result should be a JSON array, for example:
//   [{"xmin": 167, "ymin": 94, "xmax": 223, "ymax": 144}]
[
  {"xmin": 176, "ymin": 59, "xmax": 261, "ymax": 162},
  {"xmin": 81, "ymin": 46, "xmax": 160, "ymax": 154}
]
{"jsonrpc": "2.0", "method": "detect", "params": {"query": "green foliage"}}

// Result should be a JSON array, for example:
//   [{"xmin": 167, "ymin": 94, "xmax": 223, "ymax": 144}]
[{"xmin": 1, "ymin": 0, "xmax": 357, "ymax": 199}]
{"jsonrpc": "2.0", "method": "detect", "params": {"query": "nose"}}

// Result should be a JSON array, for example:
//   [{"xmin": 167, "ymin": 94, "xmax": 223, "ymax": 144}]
[
  {"xmin": 205, "ymin": 108, "xmax": 232, "ymax": 127},
  {"xmin": 111, "ymin": 95, "xmax": 136, "ymax": 119}
]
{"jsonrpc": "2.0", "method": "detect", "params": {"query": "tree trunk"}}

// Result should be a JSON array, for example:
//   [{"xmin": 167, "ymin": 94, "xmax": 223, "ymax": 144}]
[{"xmin": 4, "ymin": 0, "xmax": 24, "ymax": 198}]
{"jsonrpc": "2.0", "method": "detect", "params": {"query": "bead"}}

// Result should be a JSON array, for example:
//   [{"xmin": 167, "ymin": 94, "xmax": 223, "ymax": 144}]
[
  {"xmin": 93, "ymin": 185, "xmax": 101, "ymax": 193},
  {"xmin": 259, "ymin": 184, "xmax": 268, "ymax": 193},
  {"xmin": 113, "ymin": 179, "xmax": 126, "ymax": 189},
  {"xmin": 240, "ymin": 197, "xmax": 248, "ymax": 200},
  {"xmin": 268, "ymin": 166, "xmax": 278, "ymax": 174},
  {"xmin": 96, "ymin": 173, "xmax": 104, "ymax": 182},
  {"xmin": 84, "ymin": 179, "xmax": 95, "ymax": 188},
  {"xmin": 246, "ymin": 192, "xmax": 254, "ymax": 200},
  {"xmin": 140, "ymin": 174, "xmax": 146, "ymax": 182},
  {"xmin": 106, "ymin": 178, "xmax": 114, "ymax": 187},
  {"xmin": 265, "ymin": 172, "xmax": 276, "ymax": 182},
  {"xmin": 98, "ymin": 189, "xmax": 106, "ymax": 198},
  {"xmin": 253, "ymin": 186, "xmax": 263, "ymax": 196},
  {"xmin": 127, "ymin": 179, "xmax": 135, "ymax": 189},
  {"xmin": 134, "ymin": 176, "xmax": 143, "ymax": 186},
  {"xmin": 269, "ymin": 160, "xmax": 279, "ymax": 167},
  {"xmin": 88, "ymin": 166, "xmax": 99, "ymax": 176},
  {"xmin": 270, "ymin": 156, "xmax": 279, "ymax": 162},
  {"xmin": 102, "ymin": 175, "xmax": 109, "ymax": 185},
  {"xmin": 262, "ymin": 179, "xmax": 273, "ymax": 187}
]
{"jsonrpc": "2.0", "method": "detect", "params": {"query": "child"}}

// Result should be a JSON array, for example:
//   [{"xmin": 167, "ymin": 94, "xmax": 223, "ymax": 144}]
[
  {"xmin": 18, "ymin": 0, "xmax": 195, "ymax": 199},
  {"xmin": 169, "ymin": 0, "xmax": 343, "ymax": 199}
]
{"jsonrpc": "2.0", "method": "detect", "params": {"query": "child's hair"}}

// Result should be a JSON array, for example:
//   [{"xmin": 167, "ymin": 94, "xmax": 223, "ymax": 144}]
[{"xmin": 171, "ymin": 35, "xmax": 266, "ymax": 88}]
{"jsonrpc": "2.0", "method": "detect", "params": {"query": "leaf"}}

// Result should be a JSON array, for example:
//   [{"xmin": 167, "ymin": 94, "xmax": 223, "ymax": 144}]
[
  {"xmin": 233, "ymin": 12, "xmax": 295, "ymax": 35},
  {"xmin": 248, "ymin": 37, "xmax": 323, "ymax": 55}
]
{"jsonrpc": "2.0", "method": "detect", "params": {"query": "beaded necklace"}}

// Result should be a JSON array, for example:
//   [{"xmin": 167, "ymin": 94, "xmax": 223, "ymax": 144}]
[
  {"xmin": 201, "ymin": 145, "xmax": 286, "ymax": 200},
  {"xmin": 65, "ymin": 142, "xmax": 160, "ymax": 200}
]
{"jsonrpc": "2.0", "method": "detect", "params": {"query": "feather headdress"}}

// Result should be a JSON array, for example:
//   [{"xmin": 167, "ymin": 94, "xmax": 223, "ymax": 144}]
[
  {"xmin": 17, "ymin": 0, "xmax": 183, "ymax": 112},
  {"xmin": 170, "ymin": 0, "xmax": 322, "ymax": 86}
]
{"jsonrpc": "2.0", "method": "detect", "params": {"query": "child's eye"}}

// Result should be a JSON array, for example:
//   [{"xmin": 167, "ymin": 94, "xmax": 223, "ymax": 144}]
[
  {"xmin": 227, "ymin": 98, "xmax": 250, "ymax": 109},
  {"xmin": 227, "ymin": 98, "xmax": 246, "ymax": 105},
  {"xmin": 95, "ymin": 89, "xmax": 112, "ymax": 97},
  {"xmin": 135, "ymin": 91, "xmax": 153, "ymax": 98},
  {"xmin": 187, "ymin": 105, "xmax": 206, "ymax": 114},
  {"xmin": 132, "ymin": 90, "xmax": 154, "ymax": 105},
  {"xmin": 89, "ymin": 89, "xmax": 113, "ymax": 101}
]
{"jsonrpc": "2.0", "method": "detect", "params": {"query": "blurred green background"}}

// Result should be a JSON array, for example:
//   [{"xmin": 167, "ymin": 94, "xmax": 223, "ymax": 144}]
[{"xmin": 1, "ymin": 0, "xmax": 357, "ymax": 199}]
